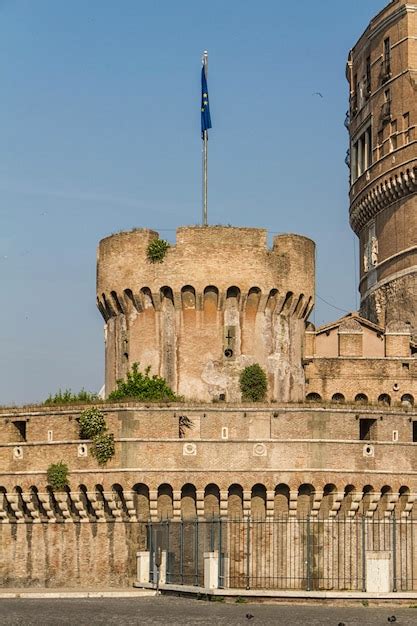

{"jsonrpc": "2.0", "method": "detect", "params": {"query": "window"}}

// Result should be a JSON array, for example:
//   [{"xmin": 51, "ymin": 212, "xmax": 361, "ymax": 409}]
[
  {"xmin": 401, "ymin": 394, "xmax": 414, "ymax": 407},
  {"xmin": 360, "ymin": 418, "xmax": 377, "ymax": 441},
  {"xmin": 351, "ymin": 125, "xmax": 372, "ymax": 181},
  {"xmin": 378, "ymin": 393, "xmax": 391, "ymax": 406},
  {"xmin": 306, "ymin": 392, "xmax": 321, "ymax": 402},
  {"xmin": 390, "ymin": 120, "xmax": 397, "ymax": 151},
  {"xmin": 351, "ymin": 73, "xmax": 358, "ymax": 115},
  {"xmin": 413, "ymin": 421, "xmax": 417, "ymax": 443},
  {"xmin": 12, "ymin": 420, "xmax": 26, "ymax": 442},
  {"xmin": 355, "ymin": 393, "xmax": 368, "ymax": 405},
  {"xmin": 404, "ymin": 112, "xmax": 410, "ymax": 144},
  {"xmin": 382, "ymin": 38, "xmax": 391, "ymax": 81},
  {"xmin": 377, "ymin": 130, "xmax": 384, "ymax": 158},
  {"xmin": 366, "ymin": 56, "xmax": 371, "ymax": 96}
]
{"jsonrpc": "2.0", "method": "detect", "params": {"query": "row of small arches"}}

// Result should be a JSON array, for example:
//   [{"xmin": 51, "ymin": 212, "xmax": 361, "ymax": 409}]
[
  {"xmin": 306, "ymin": 392, "xmax": 415, "ymax": 407},
  {"xmin": 97, "ymin": 286, "xmax": 313, "ymax": 322},
  {"xmin": 1, "ymin": 483, "xmax": 413, "ymax": 522}
]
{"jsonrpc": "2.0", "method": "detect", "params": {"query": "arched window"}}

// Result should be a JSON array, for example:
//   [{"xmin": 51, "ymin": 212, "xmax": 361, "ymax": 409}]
[
  {"xmin": 378, "ymin": 393, "xmax": 391, "ymax": 407},
  {"xmin": 306, "ymin": 392, "xmax": 322, "ymax": 402},
  {"xmin": 401, "ymin": 394, "xmax": 414, "ymax": 407},
  {"xmin": 355, "ymin": 393, "xmax": 368, "ymax": 405},
  {"xmin": 332, "ymin": 393, "xmax": 345, "ymax": 404}
]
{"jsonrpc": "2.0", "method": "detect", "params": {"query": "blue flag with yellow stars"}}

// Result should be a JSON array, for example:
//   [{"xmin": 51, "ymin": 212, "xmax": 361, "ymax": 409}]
[{"xmin": 201, "ymin": 66, "xmax": 212, "ymax": 135}]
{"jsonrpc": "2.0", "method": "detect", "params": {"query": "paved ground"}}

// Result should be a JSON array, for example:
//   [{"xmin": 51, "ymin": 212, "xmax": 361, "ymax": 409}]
[{"xmin": 0, "ymin": 596, "xmax": 416, "ymax": 625}]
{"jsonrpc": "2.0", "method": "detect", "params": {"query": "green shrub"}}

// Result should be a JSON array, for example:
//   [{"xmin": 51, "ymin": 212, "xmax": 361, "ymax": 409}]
[
  {"xmin": 47, "ymin": 461, "xmax": 69, "ymax": 490},
  {"xmin": 91, "ymin": 432, "xmax": 115, "ymax": 465},
  {"xmin": 239, "ymin": 364, "xmax": 268, "ymax": 402},
  {"xmin": 108, "ymin": 362, "xmax": 177, "ymax": 402},
  {"xmin": 147, "ymin": 238, "xmax": 170, "ymax": 263},
  {"xmin": 79, "ymin": 407, "xmax": 106, "ymax": 439},
  {"xmin": 44, "ymin": 389, "xmax": 99, "ymax": 405}
]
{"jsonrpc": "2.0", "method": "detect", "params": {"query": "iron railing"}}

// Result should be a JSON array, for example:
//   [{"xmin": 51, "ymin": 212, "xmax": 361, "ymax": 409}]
[{"xmin": 146, "ymin": 514, "xmax": 417, "ymax": 591}]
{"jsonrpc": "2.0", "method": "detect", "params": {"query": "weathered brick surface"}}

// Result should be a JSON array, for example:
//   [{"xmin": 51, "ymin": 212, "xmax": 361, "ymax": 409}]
[
  {"xmin": 347, "ymin": 0, "xmax": 417, "ymax": 337},
  {"xmin": 97, "ymin": 227, "xmax": 315, "ymax": 403}
]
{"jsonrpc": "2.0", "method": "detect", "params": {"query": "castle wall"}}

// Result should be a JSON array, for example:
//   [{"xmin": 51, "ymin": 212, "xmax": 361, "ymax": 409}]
[
  {"xmin": 1, "ymin": 402, "xmax": 417, "ymax": 588},
  {"xmin": 0, "ymin": 521, "xmax": 144, "ymax": 588},
  {"xmin": 305, "ymin": 357, "xmax": 417, "ymax": 404},
  {"xmin": 97, "ymin": 227, "xmax": 315, "ymax": 403}
]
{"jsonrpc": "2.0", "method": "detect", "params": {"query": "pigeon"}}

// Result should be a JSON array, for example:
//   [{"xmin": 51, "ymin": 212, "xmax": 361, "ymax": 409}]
[
  {"xmin": 245, "ymin": 615, "xmax": 254, "ymax": 620},
  {"xmin": 388, "ymin": 617, "xmax": 397, "ymax": 623}
]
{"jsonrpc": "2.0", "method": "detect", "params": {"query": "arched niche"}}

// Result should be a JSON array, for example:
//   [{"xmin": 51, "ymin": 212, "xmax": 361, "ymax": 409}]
[
  {"xmin": 181, "ymin": 285, "xmax": 196, "ymax": 310},
  {"xmin": 140, "ymin": 287, "xmax": 154, "ymax": 310},
  {"xmin": 181, "ymin": 483, "xmax": 197, "ymax": 520},
  {"xmin": 204, "ymin": 484, "xmax": 220, "ymax": 519},
  {"xmin": 157, "ymin": 484, "xmax": 173, "ymax": 520},
  {"xmin": 228, "ymin": 484, "xmax": 243, "ymax": 519},
  {"xmin": 297, "ymin": 483, "xmax": 314, "ymax": 517},
  {"xmin": 133, "ymin": 483, "xmax": 150, "ymax": 520},
  {"xmin": 274, "ymin": 484, "xmax": 289, "ymax": 516},
  {"xmin": 251, "ymin": 484, "xmax": 266, "ymax": 519}
]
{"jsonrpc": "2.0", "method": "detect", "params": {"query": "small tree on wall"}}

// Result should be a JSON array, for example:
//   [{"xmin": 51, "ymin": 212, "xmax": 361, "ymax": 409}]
[
  {"xmin": 108, "ymin": 362, "xmax": 177, "ymax": 402},
  {"xmin": 146, "ymin": 238, "xmax": 170, "ymax": 263},
  {"xmin": 47, "ymin": 461, "xmax": 69, "ymax": 491},
  {"xmin": 239, "ymin": 364, "xmax": 268, "ymax": 402}
]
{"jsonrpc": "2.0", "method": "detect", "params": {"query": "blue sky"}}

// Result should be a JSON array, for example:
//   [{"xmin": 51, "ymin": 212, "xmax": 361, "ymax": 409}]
[{"xmin": 0, "ymin": 0, "xmax": 385, "ymax": 404}]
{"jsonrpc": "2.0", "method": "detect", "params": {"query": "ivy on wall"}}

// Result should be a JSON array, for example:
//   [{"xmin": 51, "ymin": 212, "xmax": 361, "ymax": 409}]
[{"xmin": 78, "ymin": 407, "xmax": 115, "ymax": 466}]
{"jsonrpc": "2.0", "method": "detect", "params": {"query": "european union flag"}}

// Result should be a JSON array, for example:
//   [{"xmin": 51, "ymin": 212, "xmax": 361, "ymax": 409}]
[{"xmin": 201, "ymin": 66, "xmax": 212, "ymax": 135}]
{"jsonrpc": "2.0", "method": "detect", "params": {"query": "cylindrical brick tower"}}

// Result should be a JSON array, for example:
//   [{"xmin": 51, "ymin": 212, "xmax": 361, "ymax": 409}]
[
  {"xmin": 97, "ymin": 226, "xmax": 315, "ymax": 402},
  {"xmin": 347, "ymin": 0, "xmax": 417, "ymax": 338}
]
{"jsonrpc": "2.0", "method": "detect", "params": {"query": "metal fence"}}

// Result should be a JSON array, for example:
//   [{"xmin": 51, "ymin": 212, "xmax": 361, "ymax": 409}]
[{"xmin": 146, "ymin": 515, "xmax": 417, "ymax": 591}]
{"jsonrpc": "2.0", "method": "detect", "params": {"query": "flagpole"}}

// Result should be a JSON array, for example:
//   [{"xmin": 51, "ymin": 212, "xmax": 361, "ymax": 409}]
[{"xmin": 202, "ymin": 51, "xmax": 208, "ymax": 226}]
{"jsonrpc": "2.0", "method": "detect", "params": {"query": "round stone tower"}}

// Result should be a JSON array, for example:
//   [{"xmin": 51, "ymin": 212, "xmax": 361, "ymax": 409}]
[
  {"xmin": 97, "ymin": 226, "xmax": 315, "ymax": 402},
  {"xmin": 347, "ymin": 0, "xmax": 417, "ymax": 337}
]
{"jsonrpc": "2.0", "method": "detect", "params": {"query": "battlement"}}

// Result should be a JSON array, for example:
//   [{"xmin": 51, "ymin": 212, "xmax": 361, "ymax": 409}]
[
  {"xmin": 97, "ymin": 227, "xmax": 315, "ymax": 320},
  {"xmin": 97, "ymin": 226, "xmax": 315, "ymax": 313}
]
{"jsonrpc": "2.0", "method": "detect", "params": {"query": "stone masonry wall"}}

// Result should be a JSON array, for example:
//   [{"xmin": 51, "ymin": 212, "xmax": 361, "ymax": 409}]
[{"xmin": 96, "ymin": 227, "xmax": 315, "ymax": 403}]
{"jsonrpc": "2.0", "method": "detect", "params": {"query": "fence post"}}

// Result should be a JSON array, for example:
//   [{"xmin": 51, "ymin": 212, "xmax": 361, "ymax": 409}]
[
  {"xmin": 147, "ymin": 522, "xmax": 153, "ymax": 583},
  {"xmin": 166, "ymin": 519, "xmax": 170, "ymax": 584},
  {"xmin": 392, "ymin": 511, "xmax": 397, "ymax": 592},
  {"xmin": 180, "ymin": 519, "xmax": 184, "ymax": 585},
  {"xmin": 195, "ymin": 518, "xmax": 199, "ymax": 586},
  {"xmin": 361, "ymin": 515, "xmax": 366, "ymax": 592},
  {"xmin": 218, "ymin": 517, "xmax": 223, "ymax": 589},
  {"xmin": 246, "ymin": 515, "xmax": 251, "ymax": 590},
  {"xmin": 306, "ymin": 515, "xmax": 312, "ymax": 591}
]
